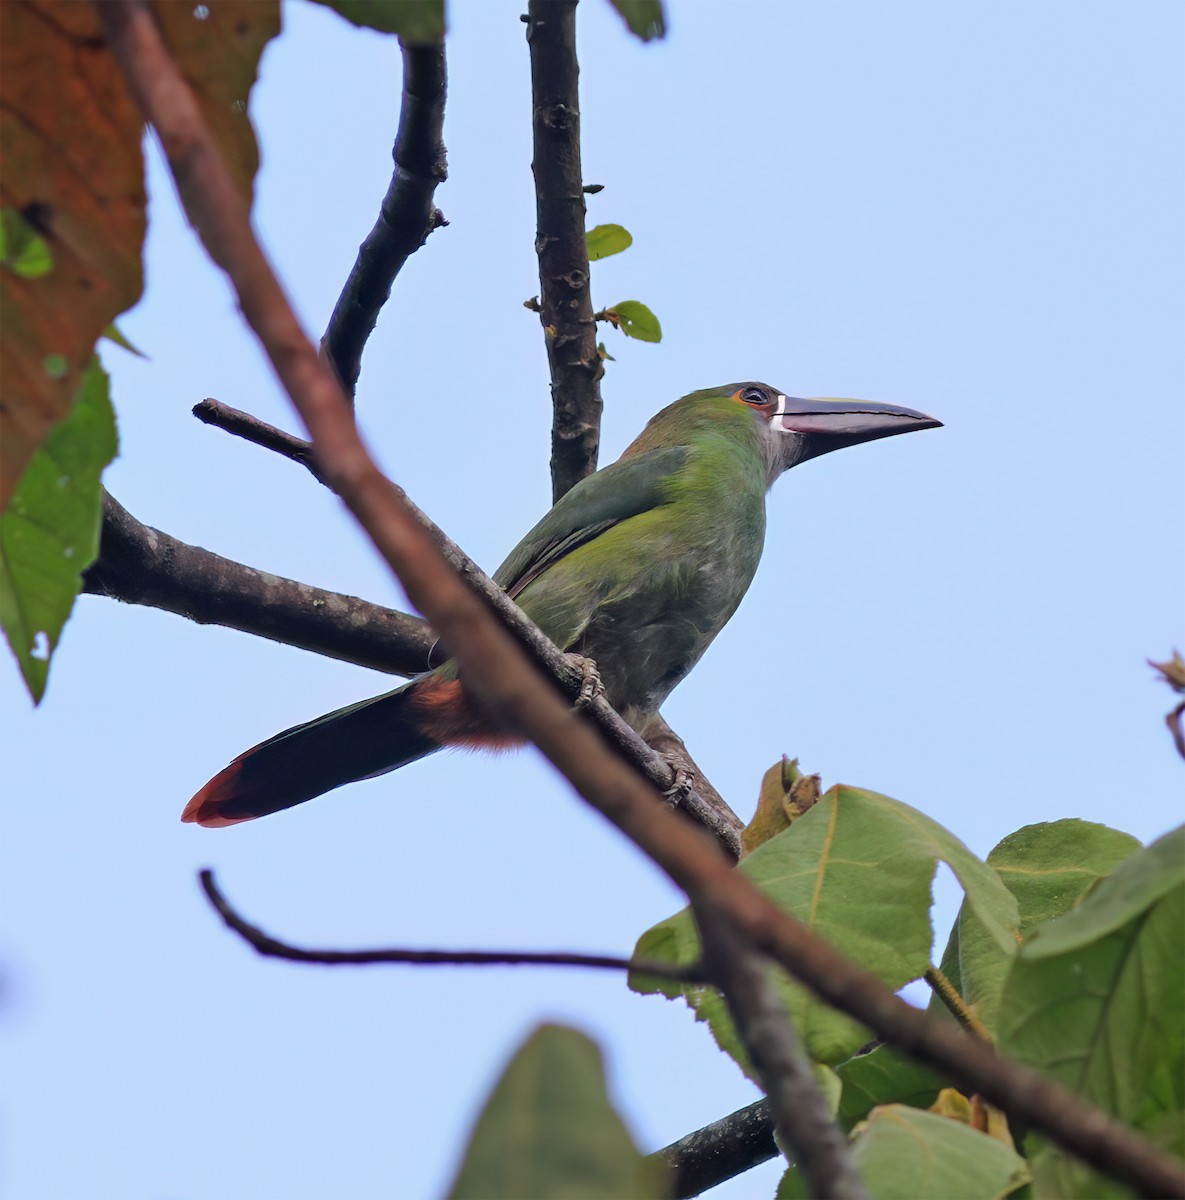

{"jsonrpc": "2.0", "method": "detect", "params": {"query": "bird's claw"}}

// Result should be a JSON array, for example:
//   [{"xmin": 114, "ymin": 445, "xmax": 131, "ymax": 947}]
[
  {"xmin": 664, "ymin": 766, "xmax": 693, "ymax": 806},
  {"xmin": 567, "ymin": 654, "xmax": 604, "ymax": 711}
]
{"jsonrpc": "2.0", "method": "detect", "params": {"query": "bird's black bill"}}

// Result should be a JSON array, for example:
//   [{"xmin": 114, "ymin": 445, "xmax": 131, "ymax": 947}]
[{"xmin": 775, "ymin": 397, "xmax": 941, "ymax": 461}]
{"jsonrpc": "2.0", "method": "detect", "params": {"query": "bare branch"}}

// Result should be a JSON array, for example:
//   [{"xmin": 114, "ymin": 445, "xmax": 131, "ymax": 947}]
[
  {"xmin": 83, "ymin": 490, "xmax": 434, "ymax": 675},
  {"xmin": 651, "ymin": 1100, "xmax": 777, "ymax": 1199},
  {"xmin": 697, "ymin": 904, "xmax": 868, "ymax": 1199},
  {"xmin": 193, "ymin": 397, "xmax": 321, "ymax": 480},
  {"xmin": 200, "ymin": 869, "xmax": 701, "ymax": 981},
  {"xmin": 526, "ymin": 0, "xmax": 604, "ymax": 501},
  {"xmin": 97, "ymin": 8, "xmax": 1185, "ymax": 1194},
  {"xmin": 321, "ymin": 42, "xmax": 448, "ymax": 396}
]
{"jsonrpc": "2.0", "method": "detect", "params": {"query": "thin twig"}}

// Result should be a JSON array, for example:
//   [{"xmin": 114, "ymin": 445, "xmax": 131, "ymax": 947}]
[
  {"xmin": 650, "ymin": 1100, "xmax": 777, "ymax": 1199},
  {"xmin": 526, "ymin": 0, "xmax": 603, "ymax": 501},
  {"xmin": 697, "ymin": 904, "xmax": 868, "ymax": 1199},
  {"xmin": 199, "ymin": 869, "xmax": 702, "ymax": 980},
  {"xmin": 321, "ymin": 42, "xmax": 448, "ymax": 396},
  {"xmin": 83, "ymin": 490, "xmax": 434, "ymax": 675},
  {"xmin": 96, "ymin": 10, "xmax": 1185, "ymax": 1195},
  {"xmin": 193, "ymin": 397, "xmax": 321, "ymax": 479},
  {"xmin": 924, "ymin": 964, "xmax": 992, "ymax": 1042}
]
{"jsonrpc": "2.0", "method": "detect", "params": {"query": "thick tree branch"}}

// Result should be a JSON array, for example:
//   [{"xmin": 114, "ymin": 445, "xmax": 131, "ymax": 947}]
[
  {"xmin": 200, "ymin": 869, "xmax": 701, "ymax": 981},
  {"xmin": 697, "ymin": 905, "xmax": 868, "ymax": 1199},
  {"xmin": 652, "ymin": 1100, "xmax": 777, "ymax": 1199},
  {"xmin": 97, "ymin": 7, "xmax": 1185, "ymax": 1195},
  {"xmin": 321, "ymin": 42, "xmax": 448, "ymax": 396},
  {"xmin": 526, "ymin": 0, "xmax": 603, "ymax": 501},
  {"xmin": 83, "ymin": 490, "xmax": 435, "ymax": 675}
]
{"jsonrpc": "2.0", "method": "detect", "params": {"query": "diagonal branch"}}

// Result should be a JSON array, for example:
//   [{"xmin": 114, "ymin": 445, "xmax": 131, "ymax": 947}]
[
  {"xmin": 651, "ymin": 1100, "xmax": 777, "ymax": 1199},
  {"xmin": 321, "ymin": 41, "xmax": 448, "ymax": 396},
  {"xmin": 96, "ymin": 7, "xmax": 1185, "ymax": 1194},
  {"xmin": 526, "ymin": 0, "xmax": 604, "ymax": 502},
  {"xmin": 200, "ymin": 868, "xmax": 703, "ymax": 980},
  {"xmin": 83, "ymin": 490, "xmax": 434, "ymax": 675},
  {"xmin": 696, "ymin": 904, "xmax": 868, "ymax": 1199}
]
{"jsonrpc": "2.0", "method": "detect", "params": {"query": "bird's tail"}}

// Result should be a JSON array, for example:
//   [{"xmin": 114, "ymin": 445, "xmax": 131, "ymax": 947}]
[{"xmin": 182, "ymin": 672, "xmax": 520, "ymax": 827}]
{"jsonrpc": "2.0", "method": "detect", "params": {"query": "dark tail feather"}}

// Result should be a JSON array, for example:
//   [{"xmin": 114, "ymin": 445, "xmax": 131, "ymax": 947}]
[{"xmin": 183, "ymin": 679, "xmax": 441, "ymax": 827}]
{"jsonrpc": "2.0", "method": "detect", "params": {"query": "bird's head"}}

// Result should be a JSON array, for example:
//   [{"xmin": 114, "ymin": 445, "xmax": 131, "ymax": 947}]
[{"xmin": 724, "ymin": 382, "xmax": 942, "ymax": 484}]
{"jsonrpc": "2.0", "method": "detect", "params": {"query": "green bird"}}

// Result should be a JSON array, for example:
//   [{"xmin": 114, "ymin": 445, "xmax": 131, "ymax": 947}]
[{"xmin": 184, "ymin": 383, "xmax": 939, "ymax": 827}]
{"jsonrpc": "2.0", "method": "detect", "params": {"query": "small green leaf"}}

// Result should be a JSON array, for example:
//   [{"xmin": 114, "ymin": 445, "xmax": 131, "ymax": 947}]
[
  {"xmin": 998, "ymin": 825, "xmax": 1185, "ymax": 1198},
  {"xmin": 932, "ymin": 820, "xmax": 1141, "ymax": 1037},
  {"xmin": 781, "ymin": 1106, "xmax": 1031, "ymax": 1199},
  {"xmin": 1, "ymin": 208, "xmax": 53, "ymax": 279},
  {"xmin": 631, "ymin": 786, "xmax": 1018, "ymax": 1069},
  {"xmin": 597, "ymin": 341, "xmax": 616, "ymax": 362},
  {"xmin": 309, "ymin": 0, "xmax": 445, "ymax": 42},
  {"xmin": 607, "ymin": 0, "xmax": 665, "ymax": 41},
  {"xmin": 1, "ymin": 360, "xmax": 118, "ymax": 702},
  {"xmin": 586, "ymin": 223, "xmax": 633, "ymax": 261},
  {"xmin": 101, "ymin": 323, "xmax": 147, "ymax": 359},
  {"xmin": 446, "ymin": 1023, "xmax": 664, "ymax": 1199},
  {"xmin": 836, "ymin": 1043, "xmax": 943, "ymax": 1131},
  {"xmin": 611, "ymin": 300, "xmax": 662, "ymax": 343}
]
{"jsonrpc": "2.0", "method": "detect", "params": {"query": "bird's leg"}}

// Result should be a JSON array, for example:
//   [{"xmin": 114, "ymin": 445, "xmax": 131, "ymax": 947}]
[
  {"xmin": 565, "ymin": 653, "xmax": 605, "ymax": 710},
  {"xmin": 663, "ymin": 765, "xmax": 694, "ymax": 806}
]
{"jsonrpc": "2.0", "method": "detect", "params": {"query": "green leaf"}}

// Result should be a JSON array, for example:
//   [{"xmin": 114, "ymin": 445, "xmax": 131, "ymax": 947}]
[
  {"xmin": 101, "ymin": 323, "xmax": 146, "ymax": 359},
  {"xmin": 586, "ymin": 223, "xmax": 633, "ymax": 262},
  {"xmin": 780, "ymin": 1106, "xmax": 1031, "ymax": 1199},
  {"xmin": 836, "ymin": 1043, "xmax": 943, "ymax": 1131},
  {"xmin": 611, "ymin": 300, "xmax": 662, "ymax": 343},
  {"xmin": 933, "ymin": 820, "xmax": 1140, "ymax": 1037},
  {"xmin": 631, "ymin": 786, "xmax": 1018, "ymax": 1069},
  {"xmin": 0, "ymin": 208, "xmax": 53, "ymax": 279},
  {"xmin": 998, "ymin": 825, "xmax": 1185, "ymax": 1198},
  {"xmin": 446, "ymin": 1023, "xmax": 664, "ymax": 1199},
  {"xmin": 309, "ymin": 0, "xmax": 445, "ymax": 42},
  {"xmin": 0, "ymin": 360, "xmax": 117, "ymax": 702},
  {"xmin": 607, "ymin": 0, "xmax": 666, "ymax": 41}
]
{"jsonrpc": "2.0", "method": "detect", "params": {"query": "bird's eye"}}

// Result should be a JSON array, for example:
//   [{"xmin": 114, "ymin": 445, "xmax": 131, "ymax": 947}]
[{"xmin": 740, "ymin": 387, "xmax": 767, "ymax": 406}]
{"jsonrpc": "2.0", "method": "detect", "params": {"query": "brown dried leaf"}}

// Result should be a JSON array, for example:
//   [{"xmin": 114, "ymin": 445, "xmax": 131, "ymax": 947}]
[{"xmin": 0, "ymin": 0, "xmax": 279, "ymax": 510}]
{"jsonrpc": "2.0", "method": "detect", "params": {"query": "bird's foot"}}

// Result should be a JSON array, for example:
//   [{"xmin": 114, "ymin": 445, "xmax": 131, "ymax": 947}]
[
  {"xmin": 566, "ymin": 654, "xmax": 604, "ymax": 711},
  {"xmin": 663, "ymin": 765, "xmax": 693, "ymax": 807}
]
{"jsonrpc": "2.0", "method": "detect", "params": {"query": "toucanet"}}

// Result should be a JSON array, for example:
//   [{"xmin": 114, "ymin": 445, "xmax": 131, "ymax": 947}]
[{"xmin": 184, "ymin": 383, "xmax": 939, "ymax": 827}]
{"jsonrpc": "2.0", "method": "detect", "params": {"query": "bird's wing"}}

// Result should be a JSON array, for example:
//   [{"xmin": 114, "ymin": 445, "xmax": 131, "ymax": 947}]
[{"xmin": 494, "ymin": 444, "xmax": 690, "ymax": 599}]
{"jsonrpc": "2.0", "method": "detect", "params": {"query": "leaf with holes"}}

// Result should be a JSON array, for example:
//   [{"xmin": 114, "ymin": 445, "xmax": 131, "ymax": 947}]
[
  {"xmin": 586, "ymin": 223, "xmax": 633, "ymax": 261},
  {"xmin": 1, "ymin": 360, "xmax": 117, "ymax": 703},
  {"xmin": 610, "ymin": 300, "xmax": 662, "ymax": 343},
  {"xmin": 631, "ymin": 786, "xmax": 1018, "ymax": 1070},
  {"xmin": 310, "ymin": 0, "xmax": 445, "ymax": 42},
  {"xmin": 445, "ymin": 1023, "xmax": 664, "ymax": 1199},
  {"xmin": 0, "ymin": 0, "xmax": 277, "ymax": 510},
  {"xmin": 607, "ymin": 0, "xmax": 666, "ymax": 42}
]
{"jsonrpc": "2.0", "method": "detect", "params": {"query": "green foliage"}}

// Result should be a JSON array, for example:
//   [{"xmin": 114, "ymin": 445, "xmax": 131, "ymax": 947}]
[
  {"xmin": 835, "ymin": 1043, "xmax": 943, "ymax": 1131},
  {"xmin": 607, "ymin": 0, "xmax": 666, "ymax": 42},
  {"xmin": 0, "ymin": 208, "xmax": 53, "ymax": 279},
  {"xmin": 309, "ymin": 0, "xmax": 445, "ymax": 42},
  {"xmin": 998, "ymin": 825, "xmax": 1185, "ymax": 1198},
  {"xmin": 933, "ymin": 819, "xmax": 1141, "ymax": 1036},
  {"xmin": 609, "ymin": 300, "xmax": 662, "ymax": 343},
  {"xmin": 780, "ymin": 1106, "xmax": 1031, "ymax": 1199},
  {"xmin": 0, "ymin": 361, "xmax": 117, "ymax": 702},
  {"xmin": 631, "ymin": 785, "xmax": 1018, "ymax": 1068},
  {"xmin": 445, "ymin": 1023, "xmax": 664, "ymax": 1199},
  {"xmin": 585, "ymin": 223, "xmax": 633, "ymax": 261}
]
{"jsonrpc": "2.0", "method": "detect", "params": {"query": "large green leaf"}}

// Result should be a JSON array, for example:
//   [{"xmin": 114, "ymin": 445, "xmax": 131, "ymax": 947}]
[
  {"xmin": 835, "ymin": 1043, "xmax": 944, "ymax": 1131},
  {"xmin": 310, "ymin": 0, "xmax": 445, "ymax": 42},
  {"xmin": 779, "ymin": 1106, "xmax": 1030, "ymax": 1199},
  {"xmin": 446, "ymin": 1023, "xmax": 663, "ymax": 1199},
  {"xmin": 586, "ymin": 223, "xmax": 633, "ymax": 262},
  {"xmin": 606, "ymin": 0, "xmax": 665, "ymax": 41},
  {"xmin": 1, "ymin": 360, "xmax": 117, "ymax": 702},
  {"xmin": 933, "ymin": 820, "xmax": 1140, "ymax": 1037},
  {"xmin": 632, "ymin": 786, "xmax": 1018, "ymax": 1069},
  {"xmin": 610, "ymin": 300, "xmax": 662, "ymax": 343},
  {"xmin": 998, "ymin": 825, "xmax": 1185, "ymax": 1198}
]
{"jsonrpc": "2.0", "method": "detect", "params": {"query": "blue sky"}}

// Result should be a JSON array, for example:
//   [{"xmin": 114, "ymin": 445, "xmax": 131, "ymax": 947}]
[{"xmin": 3, "ymin": 2, "xmax": 1182, "ymax": 1197}]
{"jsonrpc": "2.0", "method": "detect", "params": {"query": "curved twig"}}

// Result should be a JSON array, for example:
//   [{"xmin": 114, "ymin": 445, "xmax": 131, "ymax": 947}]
[{"xmin": 321, "ymin": 41, "xmax": 448, "ymax": 396}]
